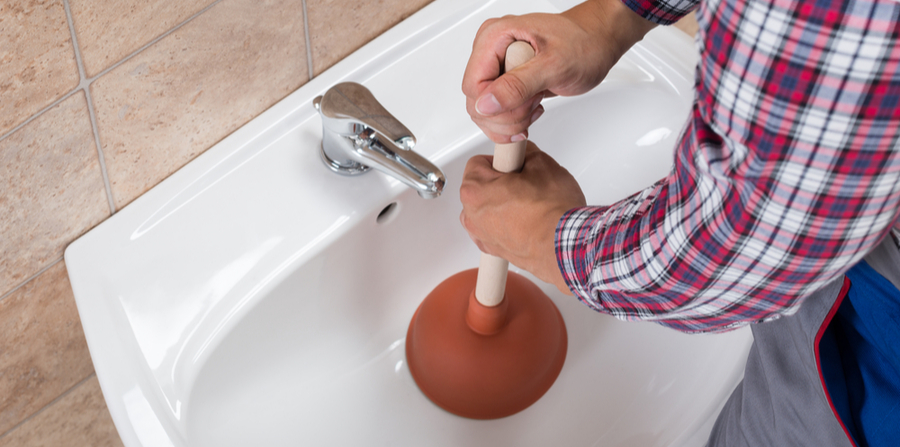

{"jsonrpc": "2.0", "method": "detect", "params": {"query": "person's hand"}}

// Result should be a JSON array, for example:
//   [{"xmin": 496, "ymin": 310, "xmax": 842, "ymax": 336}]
[
  {"xmin": 462, "ymin": 0, "xmax": 656, "ymax": 143},
  {"xmin": 460, "ymin": 142, "xmax": 587, "ymax": 294}
]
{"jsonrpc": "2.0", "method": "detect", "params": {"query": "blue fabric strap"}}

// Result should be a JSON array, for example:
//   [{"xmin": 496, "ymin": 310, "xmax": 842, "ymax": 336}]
[{"xmin": 821, "ymin": 261, "xmax": 900, "ymax": 447}]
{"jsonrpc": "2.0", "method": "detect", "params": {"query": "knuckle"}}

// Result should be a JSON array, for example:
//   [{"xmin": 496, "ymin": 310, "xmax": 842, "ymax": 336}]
[
  {"xmin": 505, "ymin": 122, "xmax": 530, "ymax": 138},
  {"xmin": 500, "ymin": 75, "xmax": 530, "ymax": 104},
  {"xmin": 459, "ymin": 183, "xmax": 473, "ymax": 204},
  {"xmin": 510, "ymin": 102, "xmax": 536, "ymax": 124},
  {"xmin": 461, "ymin": 78, "xmax": 474, "ymax": 97},
  {"xmin": 463, "ymin": 155, "xmax": 482, "ymax": 173},
  {"xmin": 479, "ymin": 18, "xmax": 498, "ymax": 31},
  {"xmin": 481, "ymin": 128, "xmax": 509, "ymax": 144},
  {"xmin": 459, "ymin": 183, "xmax": 476, "ymax": 206}
]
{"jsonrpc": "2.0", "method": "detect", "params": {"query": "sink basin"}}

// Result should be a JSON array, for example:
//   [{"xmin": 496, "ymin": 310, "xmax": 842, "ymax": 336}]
[{"xmin": 65, "ymin": 0, "xmax": 752, "ymax": 445}]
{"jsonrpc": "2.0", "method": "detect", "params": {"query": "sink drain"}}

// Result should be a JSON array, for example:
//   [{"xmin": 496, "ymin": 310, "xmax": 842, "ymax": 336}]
[{"xmin": 376, "ymin": 202, "xmax": 399, "ymax": 225}]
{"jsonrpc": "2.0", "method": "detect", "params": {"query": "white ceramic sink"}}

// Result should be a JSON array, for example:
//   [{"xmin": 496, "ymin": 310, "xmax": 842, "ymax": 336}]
[{"xmin": 66, "ymin": 0, "xmax": 752, "ymax": 445}]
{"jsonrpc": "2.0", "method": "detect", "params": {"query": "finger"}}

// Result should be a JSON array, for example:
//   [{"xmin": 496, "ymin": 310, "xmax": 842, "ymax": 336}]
[
  {"xmin": 521, "ymin": 144, "xmax": 564, "ymax": 176},
  {"xmin": 463, "ymin": 154, "xmax": 495, "ymax": 178},
  {"xmin": 469, "ymin": 110, "xmax": 537, "ymax": 141},
  {"xmin": 465, "ymin": 94, "xmax": 542, "ymax": 126},
  {"xmin": 459, "ymin": 211, "xmax": 490, "ymax": 253},
  {"xmin": 523, "ymin": 139, "xmax": 543, "ymax": 155},
  {"xmin": 459, "ymin": 210, "xmax": 475, "ymax": 235},
  {"xmin": 478, "ymin": 129, "xmax": 527, "ymax": 145},
  {"xmin": 461, "ymin": 156, "xmax": 498, "ymax": 201},
  {"xmin": 460, "ymin": 155, "xmax": 504, "ymax": 213},
  {"xmin": 463, "ymin": 18, "xmax": 548, "ymax": 117},
  {"xmin": 475, "ymin": 56, "xmax": 549, "ymax": 117},
  {"xmin": 473, "ymin": 238, "xmax": 490, "ymax": 256},
  {"xmin": 468, "ymin": 105, "xmax": 544, "ymax": 144},
  {"xmin": 462, "ymin": 18, "xmax": 517, "ymax": 99},
  {"xmin": 531, "ymin": 104, "xmax": 545, "ymax": 125}
]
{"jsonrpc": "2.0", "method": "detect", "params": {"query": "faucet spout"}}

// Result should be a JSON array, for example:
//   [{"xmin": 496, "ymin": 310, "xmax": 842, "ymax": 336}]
[{"xmin": 313, "ymin": 82, "xmax": 445, "ymax": 198}]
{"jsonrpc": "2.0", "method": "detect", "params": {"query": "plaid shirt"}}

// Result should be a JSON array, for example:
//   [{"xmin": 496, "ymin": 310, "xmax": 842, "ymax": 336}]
[{"xmin": 556, "ymin": 0, "xmax": 900, "ymax": 333}]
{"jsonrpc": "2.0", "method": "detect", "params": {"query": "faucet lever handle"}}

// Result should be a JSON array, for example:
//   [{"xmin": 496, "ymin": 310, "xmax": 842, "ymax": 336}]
[{"xmin": 315, "ymin": 82, "xmax": 416, "ymax": 150}]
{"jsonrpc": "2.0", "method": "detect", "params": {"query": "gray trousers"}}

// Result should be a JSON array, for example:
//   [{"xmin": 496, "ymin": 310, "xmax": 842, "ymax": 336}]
[{"xmin": 707, "ymin": 238, "xmax": 900, "ymax": 446}]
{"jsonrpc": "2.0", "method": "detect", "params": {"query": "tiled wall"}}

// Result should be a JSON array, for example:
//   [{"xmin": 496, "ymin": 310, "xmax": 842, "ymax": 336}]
[
  {"xmin": 0, "ymin": 0, "xmax": 431, "ymax": 444},
  {"xmin": 0, "ymin": 0, "xmax": 697, "ymax": 444}
]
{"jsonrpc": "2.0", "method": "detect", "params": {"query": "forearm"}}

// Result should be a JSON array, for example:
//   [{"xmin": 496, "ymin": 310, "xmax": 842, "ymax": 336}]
[
  {"xmin": 557, "ymin": 106, "xmax": 900, "ymax": 333},
  {"xmin": 555, "ymin": 0, "xmax": 900, "ymax": 333},
  {"xmin": 560, "ymin": 0, "xmax": 659, "ymax": 66}
]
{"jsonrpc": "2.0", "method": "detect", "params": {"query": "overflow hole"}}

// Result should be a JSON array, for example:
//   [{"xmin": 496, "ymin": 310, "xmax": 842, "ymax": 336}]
[{"xmin": 376, "ymin": 202, "xmax": 399, "ymax": 225}]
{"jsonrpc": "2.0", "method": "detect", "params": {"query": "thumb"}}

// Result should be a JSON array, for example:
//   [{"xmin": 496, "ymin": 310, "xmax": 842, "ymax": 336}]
[
  {"xmin": 523, "ymin": 140, "xmax": 542, "ymax": 155},
  {"xmin": 475, "ymin": 59, "xmax": 546, "ymax": 117}
]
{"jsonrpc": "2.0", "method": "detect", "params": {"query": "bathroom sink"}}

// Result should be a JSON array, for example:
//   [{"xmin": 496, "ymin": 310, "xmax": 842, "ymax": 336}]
[{"xmin": 65, "ymin": 0, "xmax": 752, "ymax": 445}]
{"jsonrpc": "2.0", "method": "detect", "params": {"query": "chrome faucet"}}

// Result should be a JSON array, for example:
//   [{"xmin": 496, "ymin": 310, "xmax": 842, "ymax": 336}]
[{"xmin": 313, "ymin": 82, "xmax": 445, "ymax": 199}]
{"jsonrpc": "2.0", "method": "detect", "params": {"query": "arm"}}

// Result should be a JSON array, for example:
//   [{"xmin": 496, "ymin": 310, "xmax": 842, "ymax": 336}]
[
  {"xmin": 460, "ymin": 0, "xmax": 698, "ymax": 288},
  {"xmin": 464, "ymin": 0, "xmax": 900, "ymax": 333},
  {"xmin": 555, "ymin": 0, "xmax": 900, "ymax": 333}
]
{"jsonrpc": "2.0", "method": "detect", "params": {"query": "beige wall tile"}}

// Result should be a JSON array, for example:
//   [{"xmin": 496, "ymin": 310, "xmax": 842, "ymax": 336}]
[
  {"xmin": 0, "ymin": 0, "xmax": 80, "ymax": 136},
  {"xmin": 307, "ymin": 0, "xmax": 434, "ymax": 75},
  {"xmin": 0, "ymin": 262, "xmax": 95, "ymax": 435},
  {"xmin": 69, "ymin": 0, "xmax": 218, "ymax": 77},
  {"xmin": 673, "ymin": 11, "xmax": 699, "ymax": 37},
  {"xmin": 92, "ymin": 0, "xmax": 309, "ymax": 209},
  {"xmin": 0, "ymin": 375, "xmax": 122, "ymax": 447},
  {"xmin": 0, "ymin": 92, "xmax": 109, "ymax": 297}
]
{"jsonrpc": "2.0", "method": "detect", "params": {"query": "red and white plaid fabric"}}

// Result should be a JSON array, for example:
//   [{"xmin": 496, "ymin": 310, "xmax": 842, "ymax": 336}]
[{"xmin": 557, "ymin": 0, "xmax": 900, "ymax": 333}]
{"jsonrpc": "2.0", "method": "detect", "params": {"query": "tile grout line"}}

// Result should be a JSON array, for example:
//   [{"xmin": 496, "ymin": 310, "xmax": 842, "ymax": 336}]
[
  {"xmin": 64, "ymin": 0, "xmax": 228, "ymax": 214},
  {"xmin": 83, "ymin": 91, "xmax": 117, "ymax": 213},
  {"xmin": 0, "ymin": 89, "xmax": 80, "ymax": 144},
  {"xmin": 302, "ymin": 0, "xmax": 315, "ymax": 80},
  {"xmin": 62, "ymin": 0, "xmax": 117, "ymax": 215},
  {"xmin": 0, "ymin": 372, "xmax": 96, "ymax": 441},
  {"xmin": 87, "ymin": 0, "xmax": 226, "ymax": 83},
  {"xmin": 0, "ymin": 0, "xmax": 314, "ymax": 436},
  {"xmin": 0, "ymin": 1, "xmax": 324, "ymax": 437},
  {"xmin": 0, "ymin": 257, "xmax": 63, "ymax": 304},
  {"xmin": 1, "ymin": 0, "xmax": 226, "ymax": 146},
  {"xmin": 1, "ymin": 0, "xmax": 230, "ymax": 304}
]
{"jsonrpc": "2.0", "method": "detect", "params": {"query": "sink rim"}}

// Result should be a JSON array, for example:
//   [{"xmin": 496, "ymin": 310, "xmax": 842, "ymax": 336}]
[{"xmin": 63, "ymin": 0, "xmax": 711, "ymax": 445}]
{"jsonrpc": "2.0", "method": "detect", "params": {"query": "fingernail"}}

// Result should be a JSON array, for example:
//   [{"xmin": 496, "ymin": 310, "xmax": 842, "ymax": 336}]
[
  {"xmin": 475, "ymin": 93, "xmax": 502, "ymax": 116},
  {"xmin": 530, "ymin": 106, "xmax": 544, "ymax": 124},
  {"xmin": 510, "ymin": 133, "xmax": 526, "ymax": 142},
  {"xmin": 531, "ymin": 93, "xmax": 544, "ymax": 111}
]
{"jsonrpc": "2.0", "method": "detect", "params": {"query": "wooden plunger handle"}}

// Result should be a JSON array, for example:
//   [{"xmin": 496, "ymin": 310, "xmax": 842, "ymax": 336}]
[{"xmin": 474, "ymin": 41, "xmax": 536, "ymax": 307}]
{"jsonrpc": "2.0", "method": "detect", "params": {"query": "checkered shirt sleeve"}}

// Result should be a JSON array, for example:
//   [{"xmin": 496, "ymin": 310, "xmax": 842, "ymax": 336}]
[
  {"xmin": 557, "ymin": 0, "xmax": 900, "ymax": 333},
  {"xmin": 622, "ymin": 0, "xmax": 701, "ymax": 25}
]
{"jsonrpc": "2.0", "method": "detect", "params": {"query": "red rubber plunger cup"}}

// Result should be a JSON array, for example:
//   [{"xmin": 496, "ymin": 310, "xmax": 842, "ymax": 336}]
[{"xmin": 405, "ymin": 42, "xmax": 568, "ymax": 420}]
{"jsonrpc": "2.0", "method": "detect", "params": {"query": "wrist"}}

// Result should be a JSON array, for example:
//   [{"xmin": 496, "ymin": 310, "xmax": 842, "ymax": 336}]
[
  {"xmin": 562, "ymin": 0, "xmax": 657, "ymax": 62},
  {"xmin": 548, "ymin": 216, "xmax": 574, "ymax": 295},
  {"xmin": 527, "ymin": 206, "xmax": 576, "ymax": 295}
]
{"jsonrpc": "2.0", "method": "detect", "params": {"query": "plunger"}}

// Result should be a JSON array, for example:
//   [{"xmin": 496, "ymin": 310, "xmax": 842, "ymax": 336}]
[{"xmin": 406, "ymin": 41, "xmax": 567, "ymax": 420}]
